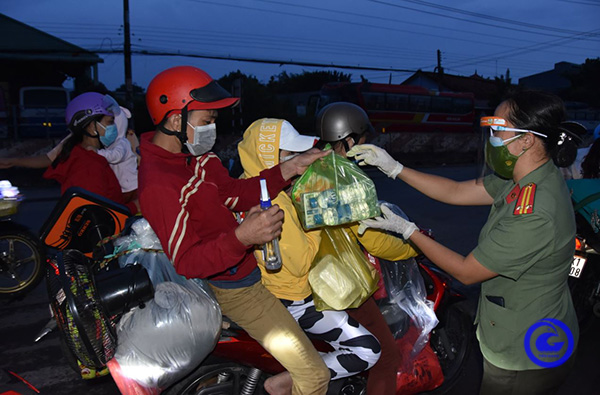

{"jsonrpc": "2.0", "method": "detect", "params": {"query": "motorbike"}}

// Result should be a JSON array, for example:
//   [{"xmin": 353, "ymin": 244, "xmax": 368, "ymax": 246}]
[
  {"xmin": 39, "ymin": 188, "xmax": 473, "ymax": 395},
  {"xmin": 566, "ymin": 178, "xmax": 600, "ymax": 331},
  {"xmin": 0, "ymin": 180, "xmax": 45, "ymax": 298},
  {"xmin": 158, "ymin": 255, "xmax": 473, "ymax": 395},
  {"xmin": 569, "ymin": 213, "xmax": 600, "ymax": 330}
]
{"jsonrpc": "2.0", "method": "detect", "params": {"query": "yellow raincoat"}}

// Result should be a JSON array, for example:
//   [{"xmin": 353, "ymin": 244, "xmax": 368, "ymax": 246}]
[{"xmin": 238, "ymin": 118, "xmax": 418, "ymax": 301}]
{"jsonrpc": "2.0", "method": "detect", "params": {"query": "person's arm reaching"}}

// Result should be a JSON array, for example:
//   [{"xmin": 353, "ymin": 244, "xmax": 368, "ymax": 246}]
[
  {"xmin": 0, "ymin": 134, "xmax": 69, "ymax": 169},
  {"xmin": 348, "ymin": 144, "xmax": 493, "ymax": 206},
  {"xmin": 359, "ymin": 205, "xmax": 497, "ymax": 285},
  {"xmin": 0, "ymin": 155, "xmax": 51, "ymax": 169},
  {"xmin": 205, "ymin": 148, "xmax": 330, "ymax": 212}
]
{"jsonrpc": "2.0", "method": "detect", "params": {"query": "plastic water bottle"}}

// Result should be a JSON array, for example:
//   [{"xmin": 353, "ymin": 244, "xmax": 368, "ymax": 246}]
[
  {"xmin": 339, "ymin": 184, "xmax": 367, "ymax": 205},
  {"xmin": 259, "ymin": 179, "xmax": 283, "ymax": 271},
  {"xmin": 317, "ymin": 189, "xmax": 338, "ymax": 208},
  {"xmin": 323, "ymin": 207, "xmax": 339, "ymax": 225},
  {"xmin": 349, "ymin": 201, "xmax": 371, "ymax": 221}
]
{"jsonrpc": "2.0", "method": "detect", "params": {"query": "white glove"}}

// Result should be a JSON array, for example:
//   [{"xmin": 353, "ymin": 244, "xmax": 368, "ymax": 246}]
[
  {"xmin": 347, "ymin": 144, "xmax": 404, "ymax": 179},
  {"xmin": 358, "ymin": 205, "xmax": 418, "ymax": 240}
]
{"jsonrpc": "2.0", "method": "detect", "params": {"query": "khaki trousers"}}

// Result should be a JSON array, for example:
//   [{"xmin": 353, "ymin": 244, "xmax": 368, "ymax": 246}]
[{"xmin": 210, "ymin": 281, "xmax": 330, "ymax": 395}]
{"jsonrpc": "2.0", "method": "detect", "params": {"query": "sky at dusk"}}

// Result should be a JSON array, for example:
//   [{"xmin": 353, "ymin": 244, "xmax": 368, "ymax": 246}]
[{"xmin": 1, "ymin": 0, "xmax": 599, "ymax": 91}]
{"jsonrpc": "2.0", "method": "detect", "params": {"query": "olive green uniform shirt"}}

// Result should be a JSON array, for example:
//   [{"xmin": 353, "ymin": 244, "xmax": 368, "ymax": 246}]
[{"xmin": 472, "ymin": 160, "xmax": 579, "ymax": 370}]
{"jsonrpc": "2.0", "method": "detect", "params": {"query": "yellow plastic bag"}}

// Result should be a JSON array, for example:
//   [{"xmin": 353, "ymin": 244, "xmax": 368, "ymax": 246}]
[{"xmin": 308, "ymin": 227, "xmax": 380, "ymax": 311}]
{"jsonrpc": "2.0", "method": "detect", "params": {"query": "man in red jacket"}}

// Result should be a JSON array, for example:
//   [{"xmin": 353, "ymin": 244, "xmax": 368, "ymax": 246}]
[{"xmin": 138, "ymin": 66, "xmax": 330, "ymax": 395}]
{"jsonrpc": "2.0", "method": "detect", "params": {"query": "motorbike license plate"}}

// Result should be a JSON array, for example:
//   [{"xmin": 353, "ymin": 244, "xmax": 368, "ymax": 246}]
[{"xmin": 570, "ymin": 256, "xmax": 586, "ymax": 278}]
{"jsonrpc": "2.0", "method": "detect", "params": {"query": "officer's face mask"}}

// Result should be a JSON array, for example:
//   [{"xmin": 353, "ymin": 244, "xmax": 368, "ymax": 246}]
[
  {"xmin": 485, "ymin": 132, "xmax": 524, "ymax": 179},
  {"xmin": 480, "ymin": 117, "xmax": 547, "ymax": 179},
  {"xmin": 96, "ymin": 122, "xmax": 118, "ymax": 147},
  {"xmin": 185, "ymin": 122, "xmax": 217, "ymax": 156}
]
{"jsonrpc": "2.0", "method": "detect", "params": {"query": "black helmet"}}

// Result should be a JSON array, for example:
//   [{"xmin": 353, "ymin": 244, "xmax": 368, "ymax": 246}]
[{"xmin": 316, "ymin": 102, "xmax": 374, "ymax": 142}]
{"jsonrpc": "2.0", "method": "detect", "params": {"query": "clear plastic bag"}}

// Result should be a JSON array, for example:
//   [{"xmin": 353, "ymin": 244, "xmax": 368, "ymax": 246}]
[
  {"xmin": 291, "ymin": 149, "xmax": 380, "ymax": 229},
  {"xmin": 111, "ymin": 281, "xmax": 222, "ymax": 393},
  {"xmin": 380, "ymin": 258, "xmax": 438, "ymax": 358},
  {"xmin": 377, "ymin": 203, "xmax": 438, "ymax": 359},
  {"xmin": 308, "ymin": 227, "xmax": 379, "ymax": 311},
  {"xmin": 107, "ymin": 217, "xmax": 222, "ymax": 394}
]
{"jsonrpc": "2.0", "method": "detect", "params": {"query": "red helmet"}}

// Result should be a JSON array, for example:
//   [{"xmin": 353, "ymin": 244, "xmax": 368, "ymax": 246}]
[{"xmin": 146, "ymin": 66, "xmax": 239, "ymax": 125}]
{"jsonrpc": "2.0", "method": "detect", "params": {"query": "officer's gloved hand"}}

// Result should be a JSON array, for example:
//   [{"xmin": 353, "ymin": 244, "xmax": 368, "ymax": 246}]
[
  {"xmin": 358, "ymin": 204, "xmax": 419, "ymax": 240},
  {"xmin": 347, "ymin": 144, "xmax": 404, "ymax": 179}
]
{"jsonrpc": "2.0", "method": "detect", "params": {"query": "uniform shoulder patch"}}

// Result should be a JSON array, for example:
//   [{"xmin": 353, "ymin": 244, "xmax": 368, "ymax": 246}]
[{"xmin": 513, "ymin": 182, "xmax": 536, "ymax": 215}]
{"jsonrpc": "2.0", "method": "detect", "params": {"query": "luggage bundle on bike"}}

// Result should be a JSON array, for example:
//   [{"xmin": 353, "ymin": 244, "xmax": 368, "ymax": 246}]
[{"xmin": 41, "ymin": 188, "xmax": 222, "ymax": 394}]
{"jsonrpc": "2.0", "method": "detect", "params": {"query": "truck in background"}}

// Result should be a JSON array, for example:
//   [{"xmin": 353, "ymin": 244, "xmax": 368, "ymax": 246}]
[{"xmin": 0, "ymin": 85, "xmax": 70, "ymax": 139}]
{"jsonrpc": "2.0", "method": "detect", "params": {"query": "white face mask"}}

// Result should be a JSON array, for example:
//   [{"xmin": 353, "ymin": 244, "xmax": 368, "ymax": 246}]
[{"xmin": 185, "ymin": 122, "xmax": 217, "ymax": 156}]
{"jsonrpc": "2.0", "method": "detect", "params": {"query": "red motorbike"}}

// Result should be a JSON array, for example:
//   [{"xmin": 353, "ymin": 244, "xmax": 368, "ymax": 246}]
[
  {"xmin": 41, "ymin": 189, "xmax": 474, "ymax": 395},
  {"xmin": 154, "ymin": 257, "xmax": 473, "ymax": 395}
]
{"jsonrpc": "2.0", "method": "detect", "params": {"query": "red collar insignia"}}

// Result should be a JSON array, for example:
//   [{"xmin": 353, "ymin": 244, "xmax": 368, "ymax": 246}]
[{"xmin": 506, "ymin": 184, "xmax": 520, "ymax": 204}]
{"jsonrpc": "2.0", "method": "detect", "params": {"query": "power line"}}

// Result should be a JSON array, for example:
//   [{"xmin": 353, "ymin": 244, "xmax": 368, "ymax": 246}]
[
  {"xmin": 445, "ymin": 28, "xmax": 600, "ymax": 69},
  {"xmin": 368, "ymin": 0, "xmax": 599, "ymax": 40},
  {"xmin": 395, "ymin": 0, "xmax": 596, "ymax": 36},
  {"xmin": 192, "ymin": 0, "xmax": 600, "ymax": 42},
  {"xmin": 2, "ymin": 47, "xmax": 418, "ymax": 73}
]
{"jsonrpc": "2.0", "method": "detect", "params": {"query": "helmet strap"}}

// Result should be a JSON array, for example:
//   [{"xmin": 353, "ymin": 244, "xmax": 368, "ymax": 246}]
[
  {"xmin": 341, "ymin": 138, "xmax": 351, "ymax": 153},
  {"xmin": 83, "ymin": 125, "xmax": 105, "ymax": 149},
  {"xmin": 157, "ymin": 104, "xmax": 191, "ymax": 153}
]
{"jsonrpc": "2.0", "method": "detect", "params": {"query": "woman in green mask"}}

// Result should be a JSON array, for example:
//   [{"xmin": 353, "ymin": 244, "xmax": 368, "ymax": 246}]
[{"xmin": 346, "ymin": 90, "xmax": 579, "ymax": 395}]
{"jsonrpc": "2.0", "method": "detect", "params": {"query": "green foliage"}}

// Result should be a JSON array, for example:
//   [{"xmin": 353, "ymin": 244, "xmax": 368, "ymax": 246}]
[
  {"xmin": 114, "ymin": 83, "xmax": 146, "ymax": 94},
  {"xmin": 267, "ymin": 70, "xmax": 352, "ymax": 93},
  {"xmin": 216, "ymin": 70, "xmax": 276, "ymax": 135},
  {"xmin": 212, "ymin": 70, "xmax": 351, "ymax": 136}
]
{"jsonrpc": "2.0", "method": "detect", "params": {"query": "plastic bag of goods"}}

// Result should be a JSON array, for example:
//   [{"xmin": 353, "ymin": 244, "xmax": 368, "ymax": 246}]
[
  {"xmin": 308, "ymin": 227, "xmax": 379, "ymax": 311},
  {"xmin": 291, "ymin": 149, "xmax": 380, "ymax": 229},
  {"xmin": 108, "ymin": 281, "xmax": 222, "ymax": 394}
]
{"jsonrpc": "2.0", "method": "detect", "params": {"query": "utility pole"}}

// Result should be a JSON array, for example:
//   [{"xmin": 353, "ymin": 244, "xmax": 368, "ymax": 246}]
[
  {"xmin": 435, "ymin": 49, "xmax": 444, "ymax": 75},
  {"xmin": 123, "ymin": 0, "xmax": 134, "ymax": 126}
]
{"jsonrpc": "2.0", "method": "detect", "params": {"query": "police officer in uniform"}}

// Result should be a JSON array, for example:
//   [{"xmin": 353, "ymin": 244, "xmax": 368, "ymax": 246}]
[{"xmin": 348, "ymin": 90, "xmax": 579, "ymax": 395}]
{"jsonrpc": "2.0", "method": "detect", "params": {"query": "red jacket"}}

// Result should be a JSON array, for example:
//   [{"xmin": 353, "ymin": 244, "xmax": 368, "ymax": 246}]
[
  {"xmin": 44, "ymin": 144, "xmax": 135, "ymax": 214},
  {"xmin": 138, "ymin": 132, "xmax": 289, "ymax": 282}
]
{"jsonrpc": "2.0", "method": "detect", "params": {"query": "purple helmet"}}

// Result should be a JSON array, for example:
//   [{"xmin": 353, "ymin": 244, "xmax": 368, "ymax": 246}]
[{"xmin": 65, "ymin": 92, "xmax": 121, "ymax": 130}]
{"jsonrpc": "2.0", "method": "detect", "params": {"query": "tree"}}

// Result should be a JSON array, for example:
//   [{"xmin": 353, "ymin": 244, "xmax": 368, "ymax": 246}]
[
  {"xmin": 267, "ymin": 70, "xmax": 351, "ymax": 93},
  {"xmin": 114, "ymin": 83, "xmax": 145, "ymax": 94},
  {"xmin": 112, "ymin": 83, "xmax": 152, "ymax": 133},
  {"xmin": 217, "ymin": 70, "xmax": 275, "ymax": 135},
  {"xmin": 563, "ymin": 58, "xmax": 600, "ymax": 107}
]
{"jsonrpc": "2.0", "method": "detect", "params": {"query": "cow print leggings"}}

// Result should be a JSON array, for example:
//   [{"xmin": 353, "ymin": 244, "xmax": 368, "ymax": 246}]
[{"xmin": 281, "ymin": 295, "xmax": 381, "ymax": 379}]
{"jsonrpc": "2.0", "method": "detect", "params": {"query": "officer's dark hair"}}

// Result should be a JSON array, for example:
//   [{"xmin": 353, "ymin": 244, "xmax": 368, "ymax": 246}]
[{"xmin": 502, "ymin": 89, "xmax": 578, "ymax": 166}]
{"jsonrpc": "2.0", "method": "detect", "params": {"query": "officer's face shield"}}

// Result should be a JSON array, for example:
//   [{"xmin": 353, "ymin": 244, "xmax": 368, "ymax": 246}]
[{"xmin": 476, "ymin": 116, "xmax": 547, "ymax": 182}]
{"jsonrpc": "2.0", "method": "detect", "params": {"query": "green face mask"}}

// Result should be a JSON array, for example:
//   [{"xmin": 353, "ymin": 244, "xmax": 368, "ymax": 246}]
[{"xmin": 485, "ymin": 137, "xmax": 525, "ymax": 179}]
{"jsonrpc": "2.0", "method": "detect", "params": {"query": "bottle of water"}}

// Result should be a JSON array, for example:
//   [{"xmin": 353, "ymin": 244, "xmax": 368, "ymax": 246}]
[
  {"xmin": 259, "ymin": 179, "xmax": 283, "ymax": 271},
  {"xmin": 317, "ymin": 189, "xmax": 338, "ymax": 208},
  {"xmin": 350, "ymin": 201, "xmax": 371, "ymax": 221}
]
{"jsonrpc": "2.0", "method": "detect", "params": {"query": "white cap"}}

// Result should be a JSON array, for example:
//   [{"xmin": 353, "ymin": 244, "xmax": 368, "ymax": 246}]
[{"xmin": 279, "ymin": 120, "xmax": 318, "ymax": 152}]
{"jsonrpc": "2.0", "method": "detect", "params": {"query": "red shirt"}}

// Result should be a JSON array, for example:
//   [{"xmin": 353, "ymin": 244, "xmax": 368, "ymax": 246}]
[
  {"xmin": 137, "ymin": 132, "xmax": 289, "ymax": 282},
  {"xmin": 44, "ymin": 144, "xmax": 135, "ymax": 213}
]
